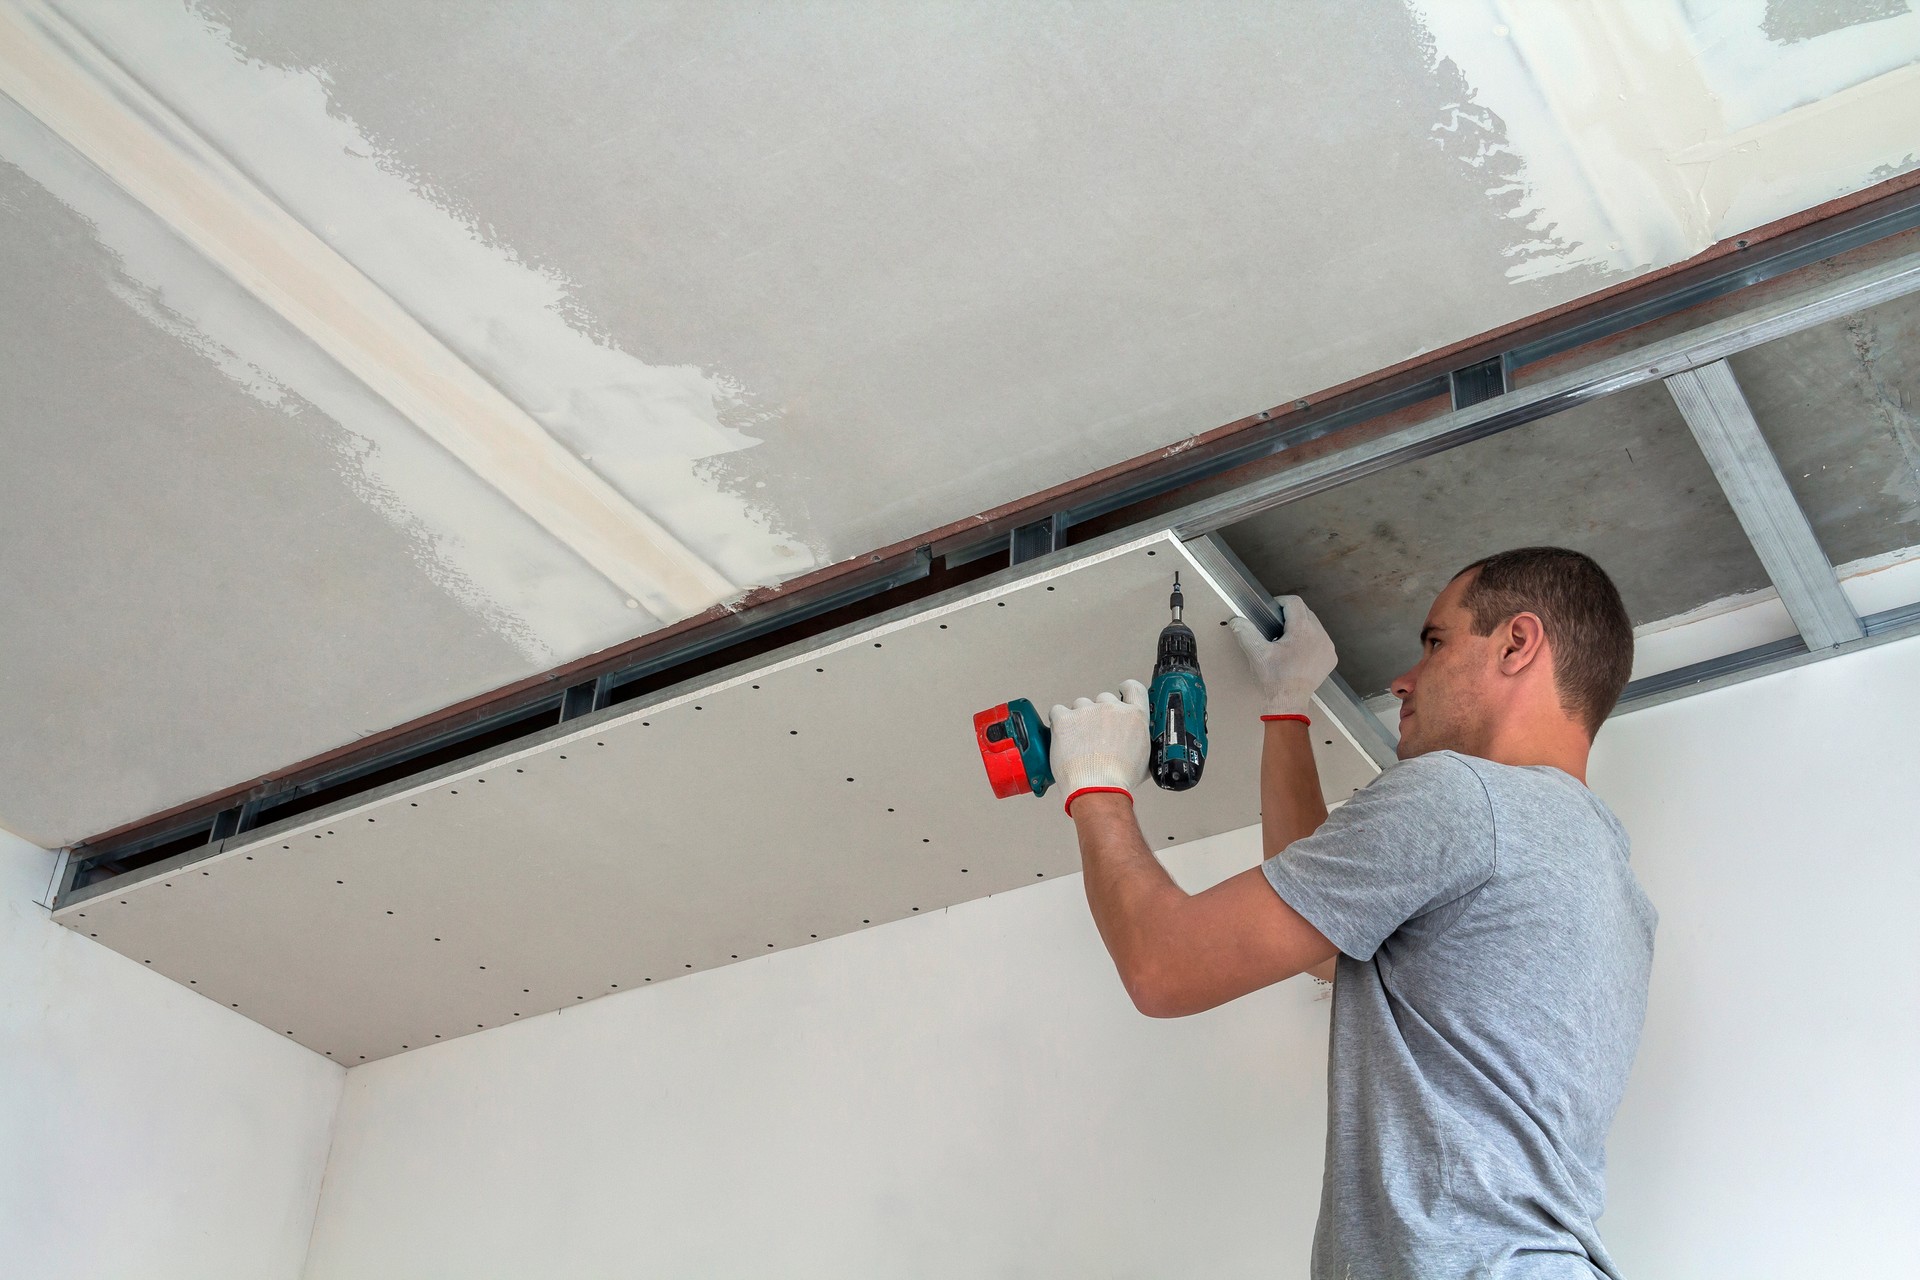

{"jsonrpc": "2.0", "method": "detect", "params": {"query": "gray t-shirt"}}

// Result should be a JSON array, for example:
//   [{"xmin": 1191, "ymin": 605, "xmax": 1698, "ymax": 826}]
[{"xmin": 1263, "ymin": 750, "xmax": 1656, "ymax": 1278}]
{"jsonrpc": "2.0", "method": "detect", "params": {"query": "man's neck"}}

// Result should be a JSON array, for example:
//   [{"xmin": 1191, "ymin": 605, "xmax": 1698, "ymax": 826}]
[{"xmin": 1476, "ymin": 720, "xmax": 1592, "ymax": 783}]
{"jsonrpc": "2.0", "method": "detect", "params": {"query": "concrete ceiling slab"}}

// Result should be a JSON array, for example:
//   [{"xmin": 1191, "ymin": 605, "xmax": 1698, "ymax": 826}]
[
  {"xmin": 1221, "ymin": 383, "xmax": 1773, "ymax": 697},
  {"xmin": 51, "ymin": 534, "xmax": 1379, "ymax": 1063},
  {"xmin": 1726, "ymin": 290, "xmax": 1920, "ymax": 567}
]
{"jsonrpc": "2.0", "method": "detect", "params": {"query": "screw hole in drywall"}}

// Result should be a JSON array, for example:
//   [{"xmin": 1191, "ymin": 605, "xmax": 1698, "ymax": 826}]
[
  {"xmin": 996, "ymin": 602, "xmax": 1005, "ymax": 607},
  {"xmin": 939, "ymin": 624, "xmax": 947, "ymax": 629},
  {"xmin": 1146, "ymin": 549, "xmax": 1157, "ymax": 556}
]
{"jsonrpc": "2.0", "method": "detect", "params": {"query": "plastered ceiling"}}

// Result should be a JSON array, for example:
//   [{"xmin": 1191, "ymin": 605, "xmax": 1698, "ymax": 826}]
[{"xmin": 3, "ymin": 0, "xmax": 1918, "ymax": 847}]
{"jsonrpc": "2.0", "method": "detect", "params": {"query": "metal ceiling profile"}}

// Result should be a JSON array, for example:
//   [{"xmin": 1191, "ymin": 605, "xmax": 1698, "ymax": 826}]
[
  {"xmin": 51, "ymin": 198, "xmax": 1920, "ymax": 902},
  {"xmin": 55, "ymin": 223, "xmax": 1920, "ymax": 908},
  {"xmin": 1664, "ymin": 361, "xmax": 1864, "ymax": 652}
]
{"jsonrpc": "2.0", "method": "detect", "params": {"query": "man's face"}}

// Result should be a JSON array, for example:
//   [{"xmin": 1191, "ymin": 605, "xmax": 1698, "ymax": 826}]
[{"xmin": 1390, "ymin": 573, "xmax": 1500, "ymax": 759}]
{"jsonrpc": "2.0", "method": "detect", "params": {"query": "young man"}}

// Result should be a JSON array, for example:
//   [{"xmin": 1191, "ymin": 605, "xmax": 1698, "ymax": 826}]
[{"xmin": 1049, "ymin": 547, "xmax": 1655, "ymax": 1277}]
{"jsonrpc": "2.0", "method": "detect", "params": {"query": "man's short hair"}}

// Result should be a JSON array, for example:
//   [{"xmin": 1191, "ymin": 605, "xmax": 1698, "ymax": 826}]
[{"xmin": 1453, "ymin": 547, "xmax": 1633, "ymax": 736}]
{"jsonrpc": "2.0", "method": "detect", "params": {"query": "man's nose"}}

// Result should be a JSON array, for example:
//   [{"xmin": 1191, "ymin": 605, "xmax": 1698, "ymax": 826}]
[{"xmin": 1389, "ymin": 667, "xmax": 1415, "ymax": 700}]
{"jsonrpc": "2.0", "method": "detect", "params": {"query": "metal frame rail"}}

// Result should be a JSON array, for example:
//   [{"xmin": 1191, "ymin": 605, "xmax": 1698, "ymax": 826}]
[{"xmin": 55, "ymin": 238, "xmax": 1920, "ymax": 906}]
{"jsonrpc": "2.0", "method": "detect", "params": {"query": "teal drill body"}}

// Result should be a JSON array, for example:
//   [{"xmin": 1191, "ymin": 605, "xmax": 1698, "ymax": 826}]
[{"xmin": 1148, "ymin": 573, "xmax": 1208, "ymax": 791}]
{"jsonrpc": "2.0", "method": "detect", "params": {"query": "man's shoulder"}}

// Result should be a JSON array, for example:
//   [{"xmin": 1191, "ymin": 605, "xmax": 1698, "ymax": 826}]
[{"xmin": 1364, "ymin": 751, "xmax": 1496, "ymax": 829}]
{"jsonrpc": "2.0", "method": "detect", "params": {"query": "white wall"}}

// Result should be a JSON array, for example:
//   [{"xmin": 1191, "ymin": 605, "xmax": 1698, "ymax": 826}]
[
  {"xmin": 1594, "ymin": 636, "xmax": 1920, "ymax": 1275},
  {"xmin": 0, "ymin": 831, "xmax": 344, "ymax": 1280},
  {"xmin": 301, "ymin": 635, "xmax": 1920, "ymax": 1279}
]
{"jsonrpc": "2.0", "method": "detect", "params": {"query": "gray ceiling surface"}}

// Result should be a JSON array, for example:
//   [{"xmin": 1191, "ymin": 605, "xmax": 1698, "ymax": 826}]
[
  {"xmin": 1726, "ymin": 291, "xmax": 1920, "ymax": 568},
  {"xmin": 2, "ymin": 2, "xmax": 1915, "ymax": 846},
  {"xmin": 1222, "ymin": 382, "xmax": 1775, "ymax": 698}
]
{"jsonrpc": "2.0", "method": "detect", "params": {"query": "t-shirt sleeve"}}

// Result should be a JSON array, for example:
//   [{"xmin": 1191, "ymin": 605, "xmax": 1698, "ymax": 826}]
[{"xmin": 1261, "ymin": 751, "xmax": 1496, "ymax": 961}]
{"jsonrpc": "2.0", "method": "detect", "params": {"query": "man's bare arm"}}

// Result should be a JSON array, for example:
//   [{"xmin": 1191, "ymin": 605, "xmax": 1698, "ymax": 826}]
[{"xmin": 1070, "ymin": 792, "xmax": 1337, "ymax": 1017}]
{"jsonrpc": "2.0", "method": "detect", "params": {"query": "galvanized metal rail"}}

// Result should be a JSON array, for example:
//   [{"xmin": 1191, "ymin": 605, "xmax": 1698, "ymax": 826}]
[{"xmin": 57, "ymin": 227, "xmax": 1920, "ymax": 904}]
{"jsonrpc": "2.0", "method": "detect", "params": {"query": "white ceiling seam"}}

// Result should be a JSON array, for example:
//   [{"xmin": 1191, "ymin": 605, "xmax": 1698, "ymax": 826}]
[
  {"xmin": 0, "ymin": 0, "xmax": 733, "ymax": 620},
  {"xmin": 51, "ymin": 532, "xmax": 1375, "ymax": 1063}
]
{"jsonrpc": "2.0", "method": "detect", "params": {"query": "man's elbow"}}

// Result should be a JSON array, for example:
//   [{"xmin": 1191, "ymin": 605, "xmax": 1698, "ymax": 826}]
[{"xmin": 1121, "ymin": 964, "xmax": 1201, "ymax": 1019}]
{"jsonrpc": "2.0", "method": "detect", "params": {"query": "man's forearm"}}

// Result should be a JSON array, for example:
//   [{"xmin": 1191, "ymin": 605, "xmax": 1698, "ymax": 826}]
[
  {"xmin": 1068, "ymin": 792, "xmax": 1185, "ymax": 1009},
  {"xmin": 1260, "ymin": 720, "xmax": 1329, "ymax": 858}
]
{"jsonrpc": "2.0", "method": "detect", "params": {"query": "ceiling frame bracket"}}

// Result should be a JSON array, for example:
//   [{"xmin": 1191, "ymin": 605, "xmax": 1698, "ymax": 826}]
[{"xmin": 1664, "ymin": 360, "xmax": 1865, "ymax": 651}]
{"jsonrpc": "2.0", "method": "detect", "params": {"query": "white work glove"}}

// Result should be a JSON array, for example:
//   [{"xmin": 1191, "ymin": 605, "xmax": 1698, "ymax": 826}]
[
  {"xmin": 1229, "ymin": 595, "xmax": 1338, "ymax": 719},
  {"xmin": 1048, "ymin": 678, "xmax": 1150, "ymax": 815}
]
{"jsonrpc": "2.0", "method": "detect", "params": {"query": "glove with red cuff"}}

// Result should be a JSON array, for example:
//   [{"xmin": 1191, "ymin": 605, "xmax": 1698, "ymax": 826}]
[
  {"xmin": 1228, "ymin": 595, "xmax": 1337, "ymax": 721},
  {"xmin": 1048, "ymin": 678, "xmax": 1150, "ymax": 817}
]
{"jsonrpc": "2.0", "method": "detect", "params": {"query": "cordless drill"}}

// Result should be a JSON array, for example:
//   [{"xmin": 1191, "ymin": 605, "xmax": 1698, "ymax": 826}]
[
  {"xmin": 1147, "ymin": 572, "xmax": 1207, "ymax": 790},
  {"xmin": 972, "ymin": 571, "xmax": 1208, "ymax": 798}
]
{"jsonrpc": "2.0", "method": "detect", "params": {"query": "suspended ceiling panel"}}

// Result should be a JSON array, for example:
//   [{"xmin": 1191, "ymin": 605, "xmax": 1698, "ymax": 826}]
[
  {"xmin": 52, "ymin": 534, "xmax": 1379, "ymax": 1064},
  {"xmin": 4, "ymin": 0, "xmax": 1914, "ymax": 847},
  {"xmin": 1223, "ymin": 382, "xmax": 1773, "ymax": 698}
]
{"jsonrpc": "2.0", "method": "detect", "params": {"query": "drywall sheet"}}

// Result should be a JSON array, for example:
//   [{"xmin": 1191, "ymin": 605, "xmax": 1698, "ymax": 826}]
[{"xmin": 52, "ymin": 534, "xmax": 1377, "ymax": 1064}]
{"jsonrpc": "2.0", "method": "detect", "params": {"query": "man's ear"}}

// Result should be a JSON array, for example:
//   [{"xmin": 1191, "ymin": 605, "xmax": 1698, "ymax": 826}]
[{"xmin": 1499, "ymin": 612, "xmax": 1548, "ymax": 674}]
